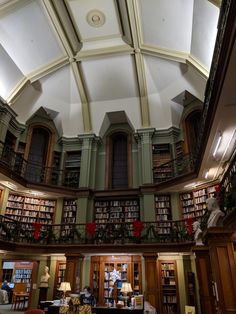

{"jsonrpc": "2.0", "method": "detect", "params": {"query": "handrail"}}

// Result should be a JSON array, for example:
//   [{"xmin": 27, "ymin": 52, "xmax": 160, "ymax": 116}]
[
  {"xmin": 153, "ymin": 153, "xmax": 196, "ymax": 183},
  {"xmin": 0, "ymin": 143, "xmax": 80, "ymax": 188},
  {"xmin": 0, "ymin": 215, "xmax": 195, "ymax": 246}
]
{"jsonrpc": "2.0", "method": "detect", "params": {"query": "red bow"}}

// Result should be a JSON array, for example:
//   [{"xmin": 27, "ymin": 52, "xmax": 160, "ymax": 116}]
[
  {"xmin": 133, "ymin": 221, "xmax": 144, "ymax": 238},
  {"xmin": 186, "ymin": 218, "xmax": 193, "ymax": 236},
  {"xmin": 33, "ymin": 222, "xmax": 42, "ymax": 240},
  {"xmin": 86, "ymin": 222, "xmax": 96, "ymax": 237}
]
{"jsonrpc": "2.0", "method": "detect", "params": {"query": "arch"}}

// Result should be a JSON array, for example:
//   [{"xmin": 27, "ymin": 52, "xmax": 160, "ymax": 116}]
[{"xmin": 105, "ymin": 129, "xmax": 132, "ymax": 189}]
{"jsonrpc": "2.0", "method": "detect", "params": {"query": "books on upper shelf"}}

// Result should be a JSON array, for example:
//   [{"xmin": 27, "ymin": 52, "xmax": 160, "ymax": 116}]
[
  {"xmin": 155, "ymin": 195, "xmax": 172, "ymax": 234},
  {"xmin": 179, "ymin": 184, "xmax": 220, "ymax": 219},
  {"xmin": 5, "ymin": 193, "xmax": 55, "ymax": 225}
]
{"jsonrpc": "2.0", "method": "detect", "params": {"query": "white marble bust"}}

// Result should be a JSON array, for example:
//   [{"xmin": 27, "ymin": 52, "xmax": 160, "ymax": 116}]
[
  {"xmin": 193, "ymin": 221, "xmax": 203, "ymax": 245},
  {"xmin": 40, "ymin": 266, "xmax": 50, "ymax": 288},
  {"xmin": 206, "ymin": 197, "xmax": 224, "ymax": 228}
]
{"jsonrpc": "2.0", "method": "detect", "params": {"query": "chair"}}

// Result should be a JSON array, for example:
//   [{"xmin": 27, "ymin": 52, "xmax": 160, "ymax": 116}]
[
  {"xmin": 24, "ymin": 310, "xmax": 45, "ymax": 314},
  {"xmin": 11, "ymin": 282, "xmax": 28, "ymax": 310}
]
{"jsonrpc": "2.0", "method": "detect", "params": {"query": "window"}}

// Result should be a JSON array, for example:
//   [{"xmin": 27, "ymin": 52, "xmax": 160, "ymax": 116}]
[
  {"xmin": 106, "ymin": 131, "xmax": 132, "ymax": 189},
  {"xmin": 25, "ymin": 127, "xmax": 51, "ymax": 182}
]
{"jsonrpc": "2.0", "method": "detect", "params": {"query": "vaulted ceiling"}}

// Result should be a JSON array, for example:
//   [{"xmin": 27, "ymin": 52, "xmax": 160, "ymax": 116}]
[{"xmin": 0, "ymin": 0, "xmax": 220, "ymax": 138}]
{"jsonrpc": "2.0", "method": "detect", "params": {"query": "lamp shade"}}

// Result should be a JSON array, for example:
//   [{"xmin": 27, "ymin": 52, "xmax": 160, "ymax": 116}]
[
  {"xmin": 58, "ymin": 282, "xmax": 71, "ymax": 292},
  {"xmin": 120, "ymin": 282, "xmax": 133, "ymax": 293}
]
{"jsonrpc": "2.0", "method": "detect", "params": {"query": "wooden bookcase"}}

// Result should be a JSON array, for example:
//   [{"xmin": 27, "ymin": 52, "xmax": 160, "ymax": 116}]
[
  {"xmin": 61, "ymin": 199, "xmax": 77, "ymax": 238},
  {"xmin": 94, "ymin": 198, "xmax": 140, "ymax": 226},
  {"xmin": 155, "ymin": 195, "xmax": 172, "ymax": 235},
  {"xmin": 179, "ymin": 184, "xmax": 219, "ymax": 219},
  {"xmin": 5, "ymin": 194, "xmax": 55, "ymax": 225},
  {"xmin": 158, "ymin": 260, "xmax": 179, "ymax": 314},
  {"xmin": 152, "ymin": 144, "xmax": 172, "ymax": 183},
  {"xmin": 53, "ymin": 261, "xmax": 66, "ymax": 298},
  {"xmin": 90, "ymin": 255, "xmax": 142, "ymax": 306},
  {"xmin": 51, "ymin": 151, "xmax": 61, "ymax": 185},
  {"xmin": 63, "ymin": 151, "xmax": 81, "ymax": 187}
]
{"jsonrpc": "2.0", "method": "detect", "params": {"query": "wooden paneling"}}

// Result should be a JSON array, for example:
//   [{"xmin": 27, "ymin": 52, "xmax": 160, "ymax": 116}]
[
  {"xmin": 193, "ymin": 247, "xmax": 216, "ymax": 314},
  {"xmin": 143, "ymin": 254, "xmax": 159, "ymax": 310},
  {"xmin": 205, "ymin": 227, "xmax": 236, "ymax": 314}
]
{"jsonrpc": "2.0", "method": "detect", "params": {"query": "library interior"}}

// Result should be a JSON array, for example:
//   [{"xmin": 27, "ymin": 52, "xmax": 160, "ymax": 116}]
[{"xmin": 0, "ymin": 1, "xmax": 235, "ymax": 314}]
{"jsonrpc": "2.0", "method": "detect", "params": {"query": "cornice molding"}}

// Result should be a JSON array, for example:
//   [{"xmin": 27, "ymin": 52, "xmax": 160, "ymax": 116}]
[
  {"xmin": 141, "ymin": 44, "xmax": 188, "ymax": 64},
  {"xmin": 6, "ymin": 77, "xmax": 29, "ymax": 105},
  {"xmin": 187, "ymin": 55, "xmax": 209, "ymax": 79},
  {"xmin": 0, "ymin": 0, "xmax": 31, "ymax": 17}
]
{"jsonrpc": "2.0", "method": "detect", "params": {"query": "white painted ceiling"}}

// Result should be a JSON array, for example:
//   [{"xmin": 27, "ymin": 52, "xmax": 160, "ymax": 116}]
[{"xmin": 0, "ymin": 0, "xmax": 220, "ymax": 138}]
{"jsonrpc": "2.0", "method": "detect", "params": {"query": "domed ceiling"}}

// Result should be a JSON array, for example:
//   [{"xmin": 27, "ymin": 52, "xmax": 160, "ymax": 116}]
[{"xmin": 0, "ymin": 0, "xmax": 219, "ymax": 138}]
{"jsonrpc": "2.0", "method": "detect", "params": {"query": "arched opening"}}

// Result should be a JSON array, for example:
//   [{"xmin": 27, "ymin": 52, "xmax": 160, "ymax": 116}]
[
  {"xmin": 185, "ymin": 110, "xmax": 202, "ymax": 155},
  {"xmin": 26, "ymin": 127, "xmax": 50, "ymax": 182},
  {"xmin": 111, "ymin": 133, "xmax": 128, "ymax": 189}
]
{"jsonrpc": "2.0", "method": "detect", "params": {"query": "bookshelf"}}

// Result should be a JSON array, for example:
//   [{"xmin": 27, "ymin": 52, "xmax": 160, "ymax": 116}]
[
  {"xmin": 5, "ymin": 194, "xmax": 55, "ymax": 225},
  {"xmin": 61, "ymin": 199, "xmax": 77, "ymax": 238},
  {"xmin": 159, "ymin": 260, "xmax": 179, "ymax": 314},
  {"xmin": 155, "ymin": 195, "xmax": 172, "ymax": 235},
  {"xmin": 94, "ymin": 198, "xmax": 140, "ymax": 226},
  {"xmin": 54, "ymin": 261, "xmax": 66, "ymax": 298},
  {"xmin": 91, "ymin": 255, "xmax": 142, "ymax": 306},
  {"xmin": 12, "ymin": 261, "xmax": 34, "ymax": 293},
  {"xmin": 51, "ymin": 151, "xmax": 61, "ymax": 185},
  {"xmin": 152, "ymin": 144, "xmax": 172, "ymax": 183},
  {"xmin": 63, "ymin": 151, "xmax": 81, "ymax": 187},
  {"xmin": 179, "ymin": 184, "xmax": 219, "ymax": 219}
]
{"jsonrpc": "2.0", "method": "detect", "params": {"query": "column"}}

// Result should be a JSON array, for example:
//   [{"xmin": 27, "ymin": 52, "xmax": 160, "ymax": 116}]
[
  {"xmin": 65, "ymin": 253, "xmax": 84, "ymax": 292},
  {"xmin": 0, "ymin": 105, "xmax": 14, "ymax": 150},
  {"xmin": 143, "ymin": 253, "xmax": 159, "ymax": 310},
  {"xmin": 204, "ymin": 227, "xmax": 236, "ymax": 314},
  {"xmin": 135, "ymin": 128, "xmax": 155, "ymax": 184},
  {"xmin": 78, "ymin": 134, "xmax": 99, "ymax": 188}
]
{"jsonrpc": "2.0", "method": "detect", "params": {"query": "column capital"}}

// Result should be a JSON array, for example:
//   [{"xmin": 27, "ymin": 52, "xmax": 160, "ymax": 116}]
[{"xmin": 135, "ymin": 128, "xmax": 155, "ymax": 144}]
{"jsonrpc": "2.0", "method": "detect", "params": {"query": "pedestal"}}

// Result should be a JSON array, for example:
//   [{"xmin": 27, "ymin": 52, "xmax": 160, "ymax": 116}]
[{"xmin": 38, "ymin": 287, "xmax": 48, "ymax": 304}]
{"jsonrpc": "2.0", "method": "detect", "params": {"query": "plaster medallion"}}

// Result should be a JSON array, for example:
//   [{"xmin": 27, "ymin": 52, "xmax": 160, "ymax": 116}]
[{"xmin": 86, "ymin": 10, "xmax": 106, "ymax": 28}]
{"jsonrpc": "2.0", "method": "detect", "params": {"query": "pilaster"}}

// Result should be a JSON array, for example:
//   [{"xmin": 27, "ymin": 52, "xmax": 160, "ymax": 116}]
[
  {"xmin": 65, "ymin": 253, "xmax": 84, "ymax": 292},
  {"xmin": 135, "ymin": 128, "xmax": 155, "ymax": 184},
  {"xmin": 142, "ymin": 253, "xmax": 159, "ymax": 309},
  {"xmin": 78, "ymin": 134, "xmax": 100, "ymax": 188}
]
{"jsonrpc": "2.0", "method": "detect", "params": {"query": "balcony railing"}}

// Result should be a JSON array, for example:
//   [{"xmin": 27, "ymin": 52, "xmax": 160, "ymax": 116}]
[
  {"xmin": 0, "ymin": 142, "xmax": 80, "ymax": 188},
  {"xmin": 0, "ymin": 215, "xmax": 195, "ymax": 246},
  {"xmin": 153, "ymin": 153, "xmax": 196, "ymax": 184}
]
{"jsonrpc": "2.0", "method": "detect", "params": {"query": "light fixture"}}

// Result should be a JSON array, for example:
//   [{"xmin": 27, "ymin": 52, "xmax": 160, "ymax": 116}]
[
  {"xmin": 213, "ymin": 132, "xmax": 222, "ymax": 158},
  {"xmin": 204, "ymin": 170, "xmax": 209, "ymax": 179},
  {"xmin": 120, "ymin": 282, "xmax": 133, "ymax": 308},
  {"xmin": 58, "ymin": 282, "xmax": 71, "ymax": 303},
  {"xmin": 221, "ymin": 129, "xmax": 236, "ymax": 160}
]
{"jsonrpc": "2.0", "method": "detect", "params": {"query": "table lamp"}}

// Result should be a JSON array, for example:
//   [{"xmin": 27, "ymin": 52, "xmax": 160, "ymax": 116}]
[
  {"xmin": 58, "ymin": 282, "xmax": 71, "ymax": 303},
  {"xmin": 120, "ymin": 282, "xmax": 133, "ymax": 308}
]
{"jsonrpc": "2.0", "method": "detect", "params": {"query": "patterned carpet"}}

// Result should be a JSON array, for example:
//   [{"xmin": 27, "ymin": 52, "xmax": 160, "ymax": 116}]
[{"xmin": 0, "ymin": 303, "xmax": 25, "ymax": 314}]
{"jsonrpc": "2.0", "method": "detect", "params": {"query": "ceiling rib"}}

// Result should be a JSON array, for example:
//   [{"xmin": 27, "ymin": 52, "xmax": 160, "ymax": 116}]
[
  {"xmin": 76, "ymin": 45, "xmax": 134, "ymax": 61},
  {"xmin": 126, "ymin": 0, "xmax": 150, "ymax": 127},
  {"xmin": 42, "ymin": 0, "xmax": 92, "ymax": 133},
  {"xmin": 27, "ymin": 56, "xmax": 69, "ymax": 83},
  {"xmin": 71, "ymin": 62, "xmax": 92, "ymax": 133}
]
